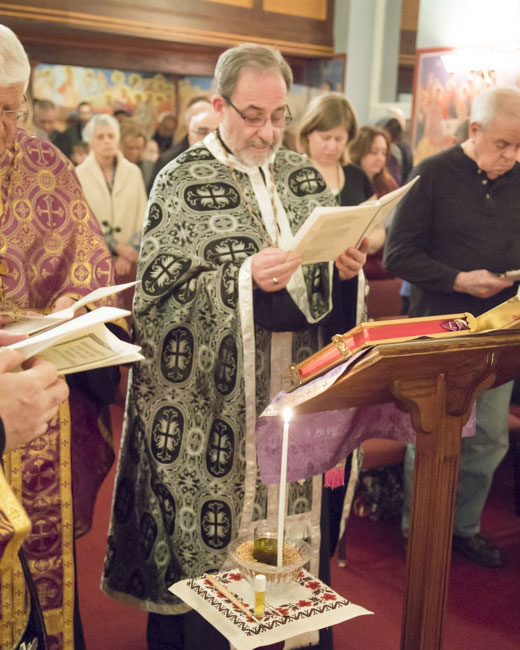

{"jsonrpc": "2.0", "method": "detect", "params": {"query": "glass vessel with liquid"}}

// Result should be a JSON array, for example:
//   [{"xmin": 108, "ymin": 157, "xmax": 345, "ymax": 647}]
[{"xmin": 253, "ymin": 525, "xmax": 281, "ymax": 566}]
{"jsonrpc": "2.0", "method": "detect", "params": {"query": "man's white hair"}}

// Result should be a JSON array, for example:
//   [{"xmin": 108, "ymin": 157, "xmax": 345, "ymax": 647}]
[
  {"xmin": 0, "ymin": 24, "xmax": 31, "ymax": 91},
  {"xmin": 471, "ymin": 86, "xmax": 520, "ymax": 128}
]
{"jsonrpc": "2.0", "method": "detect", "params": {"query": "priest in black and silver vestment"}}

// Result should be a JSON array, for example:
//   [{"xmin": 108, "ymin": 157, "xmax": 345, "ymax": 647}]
[{"xmin": 102, "ymin": 42, "xmax": 368, "ymax": 649}]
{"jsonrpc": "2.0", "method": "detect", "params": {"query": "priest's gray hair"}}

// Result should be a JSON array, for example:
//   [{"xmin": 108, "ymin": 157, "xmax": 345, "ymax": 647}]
[
  {"xmin": 471, "ymin": 86, "xmax": 520, "ymax": 128},
  {"xmin": 0, "ymin": 25, "xmax": 31, "ymax": 91},
  {"xmin": 83, "ymin": 113, "xmax": 120, "ymax": 144},
  {"xmin": 214, "ymin": 43, "xmax": 293, "ymax": 99}
]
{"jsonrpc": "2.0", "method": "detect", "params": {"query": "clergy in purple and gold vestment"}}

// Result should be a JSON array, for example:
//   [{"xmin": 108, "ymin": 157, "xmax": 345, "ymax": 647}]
[{"xmin": 0, "ymin": 25, "xmax": 119, "ymax": 649}]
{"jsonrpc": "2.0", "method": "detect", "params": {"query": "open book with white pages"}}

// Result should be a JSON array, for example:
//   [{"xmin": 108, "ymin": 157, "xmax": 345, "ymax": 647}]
[
  {"xmin": 8, "ymin": 305, "xmax": 143, "ymax": 375},
  {"xmin": 3, "ymin": 281, "xmax": 137, "ymax": 336},
  {"xmin": 2, "ymin": 282, "xmax": 142, "ymax": 374},
  {"xmin": 288, "ymin": 176, "xmax": 419, "ymax": 264}
]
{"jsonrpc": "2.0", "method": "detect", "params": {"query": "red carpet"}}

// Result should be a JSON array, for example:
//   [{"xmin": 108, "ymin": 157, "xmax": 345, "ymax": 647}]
[
  {"xmin": 330, "ymin": 452, "xmax": 520, "ymax": 649},
  {"xmin": 76, "ymin": 393, "xmax": 520, "ymax": 649},
  {"xmin": 76, "ymin": 387, "xmax": 148, "ymax": 649}
]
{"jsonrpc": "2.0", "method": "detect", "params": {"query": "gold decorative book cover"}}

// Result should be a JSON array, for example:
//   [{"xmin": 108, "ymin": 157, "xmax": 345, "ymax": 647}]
[{"xmin": 288, "ymin": 296, "xmax": 520, "ymax": 388}]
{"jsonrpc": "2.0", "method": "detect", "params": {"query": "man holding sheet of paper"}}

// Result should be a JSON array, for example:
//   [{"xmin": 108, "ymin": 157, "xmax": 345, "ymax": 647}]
[
  {"xmin": 102, "ymin": 43, "xmax": 366, "ymax": 650},
  {"xmin": 0, "ymin": 24, "xmax": 123, "ymax": 648}
]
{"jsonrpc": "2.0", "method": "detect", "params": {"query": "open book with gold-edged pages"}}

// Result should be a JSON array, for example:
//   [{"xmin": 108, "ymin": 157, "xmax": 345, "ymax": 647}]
[{"xmin": 288, "ymin": 176, "xmax": 419, "ymax": 264}]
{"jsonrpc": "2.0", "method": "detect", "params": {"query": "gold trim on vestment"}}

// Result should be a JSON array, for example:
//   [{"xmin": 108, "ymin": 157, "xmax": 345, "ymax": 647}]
[
  {"xmin": 0, "ymin": 454, "xmax": 31, "ymax": 649},
  {"xmin": 42, "ymin": 400, "xmax": 75, "ymax": 649},
  {"xmin": 97, "ymin": 413, "xmax": 113, "ymax": 450},
  {"xmin": 2, "ymin": 448, "xmax": 28, "ymax": 647}
]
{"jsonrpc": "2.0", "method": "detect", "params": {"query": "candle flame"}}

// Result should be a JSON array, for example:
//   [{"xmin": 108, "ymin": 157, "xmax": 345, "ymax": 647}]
[{"xmin": 283, "ymin": 408, "xmax": 292, "ymax": 424}]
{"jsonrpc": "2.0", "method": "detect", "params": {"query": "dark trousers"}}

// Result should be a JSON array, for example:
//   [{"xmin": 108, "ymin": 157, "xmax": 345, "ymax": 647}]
[
  {"xmin": 74, "ymin": 576, "xmax": 86, "ymax": 650},
  {"xmin": 315, "ymin": 480, "xmax": 334, "ymax": 650},
  {"xmin": 73, "ymin": 541, "xmax": 87, "ymax": 650},
  {"xmin": 147, "ymin": 610, "xmax": 230, "ymax": 650}
]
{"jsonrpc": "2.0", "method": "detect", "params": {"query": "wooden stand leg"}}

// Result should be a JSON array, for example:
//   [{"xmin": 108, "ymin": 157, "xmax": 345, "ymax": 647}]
[{"xmin": 394, "ymin": 375, "xmax": 463, "ymax": 649}]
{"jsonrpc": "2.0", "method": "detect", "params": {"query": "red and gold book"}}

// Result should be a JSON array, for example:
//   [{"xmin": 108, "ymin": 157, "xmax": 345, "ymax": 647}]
[{"xmin": 288, "ymin": 296, "xmax": 520, "ymax": 388}]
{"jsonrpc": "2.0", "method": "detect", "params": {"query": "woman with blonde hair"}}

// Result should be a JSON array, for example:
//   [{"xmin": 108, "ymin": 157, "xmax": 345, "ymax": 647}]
[
  {"xmin": 300, "ymin": 93, "xmax": 366, "ymax": 198},
  {"xmin": 299, "ymin": 92, "xmax": 385, "ymax": 249}
]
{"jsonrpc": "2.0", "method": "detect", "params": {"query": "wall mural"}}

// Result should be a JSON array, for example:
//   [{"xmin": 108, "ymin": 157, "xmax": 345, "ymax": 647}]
[
  {"xmin": 412, "ymin": 47, "xmax": 520, "ymax": 163},
  {"xmin": 32, "ymin": 59, "xmax": 345, "ymax": 143},
  {"xmin": 32, "ymin": 64, "xmax": 178, "ymax": 136}
]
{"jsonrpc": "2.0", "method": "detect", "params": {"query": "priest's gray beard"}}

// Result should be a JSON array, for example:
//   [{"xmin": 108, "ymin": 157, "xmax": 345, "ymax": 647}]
[{"xmin": 220, "ymin": 123, "xmax": 281, "ymax": 168}]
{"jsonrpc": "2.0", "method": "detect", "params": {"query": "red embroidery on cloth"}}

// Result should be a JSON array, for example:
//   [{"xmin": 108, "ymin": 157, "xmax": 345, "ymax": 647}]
[
  {"xmin": 323, "ymin": 593, "xmax": 337, "ymax": 601},
  {"xmin": 189, "ymin": 569, "xmax": 352, "ymax": 638}
]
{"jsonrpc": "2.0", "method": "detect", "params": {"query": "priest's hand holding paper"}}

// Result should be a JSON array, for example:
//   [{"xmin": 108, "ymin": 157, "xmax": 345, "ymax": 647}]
[
  {"xmin": 53, "ymin": 295, "xmax": 87, "ymax": 318},
  {"xmin": 251, "ymin": 247, "xmax": 302, "ymax": 292},
  {"xmin": 115, "ymin": 242, "xmax": 139, "ymax": 264},
  {"xmin": 366, "ymin": 223, "xmax": 386, "ymax": 254},
  {"xmin": 114, "ymin": 256, "xmax": 132, "ymax": 277},
  {"xmin": 335, "ymin": 237, "xmax": 369, "ymax": 280},
  {"xmin": 453, "ymin": 270, "xmax": 513, "ymax": 299}
]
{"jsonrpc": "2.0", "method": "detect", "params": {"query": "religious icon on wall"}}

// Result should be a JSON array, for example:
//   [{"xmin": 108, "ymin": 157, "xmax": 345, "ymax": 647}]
[
  {"xmin": 412, "ymin": 47, "xmax": 520, "ymax": 164},
  {"xmin": 32, "ymin": 63, "xmax": 178, "ymax": 137}
]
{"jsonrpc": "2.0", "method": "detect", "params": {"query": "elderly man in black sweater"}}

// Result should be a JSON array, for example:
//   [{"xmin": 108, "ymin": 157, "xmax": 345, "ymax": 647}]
[{"xmin": 384, "ymin": 86, "xmax": 520, "ymax": 568}]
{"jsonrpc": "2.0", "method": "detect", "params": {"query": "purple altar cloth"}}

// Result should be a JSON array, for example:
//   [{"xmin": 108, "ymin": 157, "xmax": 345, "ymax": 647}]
[{"xmin": 256, "ymin": 356, "xmax": 476, "ymax": 485}]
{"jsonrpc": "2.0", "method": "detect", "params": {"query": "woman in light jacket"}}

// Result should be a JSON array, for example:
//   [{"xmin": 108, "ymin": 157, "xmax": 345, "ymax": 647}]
[{"xmin": 76, "ymin": 114, "xmax": 147, "ymax": 278}]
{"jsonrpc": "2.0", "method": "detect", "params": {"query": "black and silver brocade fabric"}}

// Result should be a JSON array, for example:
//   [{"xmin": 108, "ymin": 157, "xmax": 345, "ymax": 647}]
[{"xmin": 102, "ymin": 142, "xmax": 335, "ymax": 612}]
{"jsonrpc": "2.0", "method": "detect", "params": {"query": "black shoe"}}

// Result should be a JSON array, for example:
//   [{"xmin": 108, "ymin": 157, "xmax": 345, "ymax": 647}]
[{"xmin": 452, "ymin": 534, "xmax": 505, "ymax": 568}]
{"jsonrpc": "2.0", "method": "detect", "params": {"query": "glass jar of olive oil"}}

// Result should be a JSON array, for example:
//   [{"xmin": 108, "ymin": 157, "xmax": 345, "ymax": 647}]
[{"xmin": 253, "ymin": 525, "xmax": 281, "ymax": 566}]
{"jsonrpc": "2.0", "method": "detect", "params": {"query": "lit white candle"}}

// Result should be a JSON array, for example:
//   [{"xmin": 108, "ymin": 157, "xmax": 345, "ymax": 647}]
[{"xmin": 277, "ymin": 408, "xmax": 292, "ymax": 567}]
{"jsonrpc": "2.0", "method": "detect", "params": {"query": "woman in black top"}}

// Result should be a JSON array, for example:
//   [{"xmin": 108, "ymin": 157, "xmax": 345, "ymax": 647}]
[
  {"xmin": 299, "ymin": 92, "xmax": 375, "ymax": 204},
  {"xmin": 298, "ymin": 94, "xmax": 383, "ymax": 563},
  {"xmin": 298, "ymin": 92, "xmax": 384, "ymax": 338}
]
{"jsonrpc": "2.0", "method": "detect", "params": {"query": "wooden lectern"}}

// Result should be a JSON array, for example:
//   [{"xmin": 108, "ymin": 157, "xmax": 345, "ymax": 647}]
[{"xmin": 292, "ymin": 329, "xmax": 520, "ymax": 650}]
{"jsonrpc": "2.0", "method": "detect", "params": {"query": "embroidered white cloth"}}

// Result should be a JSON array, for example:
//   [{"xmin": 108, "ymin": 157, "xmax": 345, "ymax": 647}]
[{"xmin": 169, "ymin": 569, "xmax": 373, "ymax": 649}]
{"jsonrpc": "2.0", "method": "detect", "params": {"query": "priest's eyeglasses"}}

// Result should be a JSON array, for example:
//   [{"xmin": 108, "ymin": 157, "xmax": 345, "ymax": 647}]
[
  {"xmin": 223, "ymin": 97, "xmax": 293, "ymax": 128},
  {"xmin": 0, "ymin": 97, "xmax": 29, "ymax": 123}
]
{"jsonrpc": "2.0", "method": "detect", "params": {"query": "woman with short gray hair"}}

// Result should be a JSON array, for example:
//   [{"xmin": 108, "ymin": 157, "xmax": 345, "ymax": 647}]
[{"xmin": 77, "ymin": 113, "xmax": 147, "ymax": 278}]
